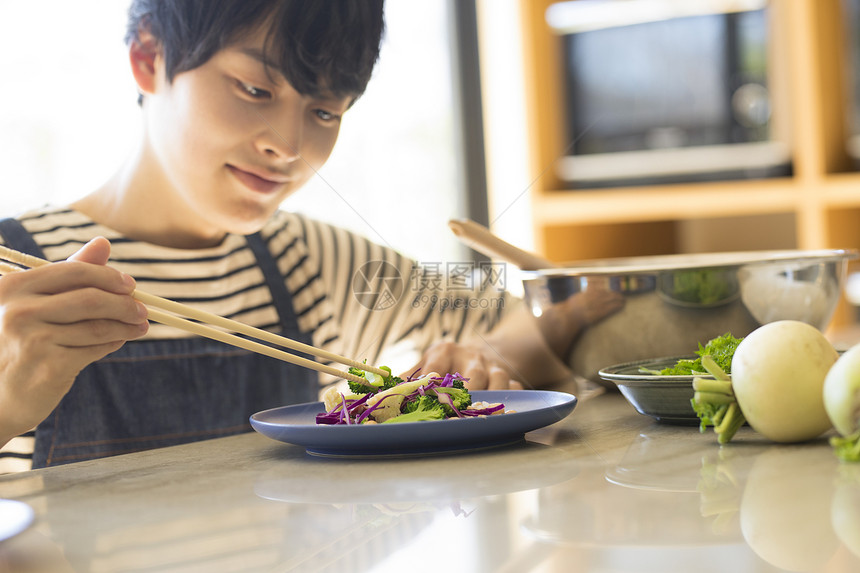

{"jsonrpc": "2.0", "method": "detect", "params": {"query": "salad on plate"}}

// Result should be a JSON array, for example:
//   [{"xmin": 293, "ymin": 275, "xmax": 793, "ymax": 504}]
[{"xmin": 316, "ymin": 366, "xmax": 510, "ymax": 425}]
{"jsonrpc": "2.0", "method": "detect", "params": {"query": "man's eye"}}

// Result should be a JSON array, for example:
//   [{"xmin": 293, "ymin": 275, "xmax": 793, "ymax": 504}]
[
  {"xmin": 315, "ymin": 109, "xmax": 340, "ymax": 122},
  {"xmin": 239, "ymin": 82, "xmax": 271, "ymax": 100}
]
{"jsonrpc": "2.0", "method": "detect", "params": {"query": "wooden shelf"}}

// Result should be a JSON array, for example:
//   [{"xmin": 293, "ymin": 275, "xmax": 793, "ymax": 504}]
[
  {"xmin": 532, "ymin": 178, "xmax": 799, "ymax": 225},
  {"xmin": 519, "ymin": 0, "xmax": 860, "ymax": 328},
  {"xmin": 533, "ymin": 172, "xmax": 860, "ymax": 225}
]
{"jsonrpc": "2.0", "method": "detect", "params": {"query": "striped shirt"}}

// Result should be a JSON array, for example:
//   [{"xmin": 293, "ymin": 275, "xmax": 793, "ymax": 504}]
[{"xmin": 0, "ymin": 205, "xmax": 511, "ymax": 472}]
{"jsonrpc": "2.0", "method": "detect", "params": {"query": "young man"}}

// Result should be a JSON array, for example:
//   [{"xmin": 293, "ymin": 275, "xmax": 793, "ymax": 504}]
[{"xmin": 0, "ymin": 0, "xmax": 572, "ymax": 470}]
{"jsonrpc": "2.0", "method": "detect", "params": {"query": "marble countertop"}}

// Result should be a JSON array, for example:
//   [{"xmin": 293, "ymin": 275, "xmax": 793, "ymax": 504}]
[{"xmin": 1, "ymin": 391, "xmax": 858, "ymax": 573}]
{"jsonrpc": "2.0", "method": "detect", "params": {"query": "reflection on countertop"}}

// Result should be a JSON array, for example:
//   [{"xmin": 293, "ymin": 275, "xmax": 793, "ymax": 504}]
[{"xmin": 0, "ymin": 392, "xmax": 858, "ymax": 573}]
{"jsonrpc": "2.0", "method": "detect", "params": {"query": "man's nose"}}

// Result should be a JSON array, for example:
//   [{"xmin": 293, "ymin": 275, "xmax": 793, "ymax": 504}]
[{"xmin": 255, "ymin": 106, "xmax": 303, "ymax": 162}]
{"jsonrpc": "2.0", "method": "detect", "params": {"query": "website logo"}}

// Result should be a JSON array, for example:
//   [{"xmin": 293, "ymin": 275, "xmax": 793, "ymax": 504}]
[{"xmin": 352, "ymin": 260, "xmax": 405, "ymax": 310}]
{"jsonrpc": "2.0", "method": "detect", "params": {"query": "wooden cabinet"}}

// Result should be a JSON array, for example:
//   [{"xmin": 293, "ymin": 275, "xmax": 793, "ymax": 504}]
[{"xmin": 519, "ymin": 0, "xmax": 860, "ymax": 329}]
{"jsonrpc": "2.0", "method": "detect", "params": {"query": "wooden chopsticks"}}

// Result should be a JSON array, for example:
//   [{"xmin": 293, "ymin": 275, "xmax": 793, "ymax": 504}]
[{"xmin": 0, "ymin": 245, "xmax": 384, "ymax": 384}]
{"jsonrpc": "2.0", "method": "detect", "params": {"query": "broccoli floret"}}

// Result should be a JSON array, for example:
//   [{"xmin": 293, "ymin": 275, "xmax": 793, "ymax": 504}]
[
  {"xmin": 382, "ymin": 374, "xmax": 404, "ymax": 391},
  {"xmin": 347, "ymin": 365, "xmax": 404, "ymax": 394},
  {"xmin": 385, "ymin": 396, "xmax": 446, "ymax": 423},
  {"xmin": 434, "ymin": 387, "xmax": 471, "ymax": 416},
  {"xmin": 347, "ymin": 367, "xmax": 377, "ymax": 394},
  {"xmin": 403, "ymin": 395, "xmax": 439, "ymax": 414}
]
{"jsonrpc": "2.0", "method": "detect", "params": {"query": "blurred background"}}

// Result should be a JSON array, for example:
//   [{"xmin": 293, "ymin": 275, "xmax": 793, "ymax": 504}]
[
  {"xmin": 1, "ymin": 0, "xmax": 860, "ymax": 327},
  {"xmin": 516, "ymin": 0, "xmax": 860, "ymax": 336}
]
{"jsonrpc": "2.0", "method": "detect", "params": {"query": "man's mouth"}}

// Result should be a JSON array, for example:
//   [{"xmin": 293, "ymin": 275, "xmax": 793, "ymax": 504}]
[{"xmin": 227, "ymin": 164, "xmax": 291, "ymax": 194}]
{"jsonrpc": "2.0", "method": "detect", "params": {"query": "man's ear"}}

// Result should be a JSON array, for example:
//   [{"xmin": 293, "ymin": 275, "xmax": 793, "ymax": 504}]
[{"xmin": 128, "ymin": 28, "xmax": 161, "ymax": 96}]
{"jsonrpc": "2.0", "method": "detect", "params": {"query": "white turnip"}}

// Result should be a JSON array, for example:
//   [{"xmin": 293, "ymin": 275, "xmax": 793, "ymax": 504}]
[
  {"xmin": 731, "ymin": 320, "xmax": 837, "ymax": 443},
  {"xmin": 822, "ymin": 344, "xmax": 860, "ymax": 461}
]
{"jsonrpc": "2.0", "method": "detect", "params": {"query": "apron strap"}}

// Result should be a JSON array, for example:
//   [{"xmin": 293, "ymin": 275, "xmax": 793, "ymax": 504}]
[
  {"xmin": 0, "ymin": 218, "xmax": 47, "ymax": 259},
  {"xmin": 244, "ymin": 231, "xmax": 312, "ymax": 350}
]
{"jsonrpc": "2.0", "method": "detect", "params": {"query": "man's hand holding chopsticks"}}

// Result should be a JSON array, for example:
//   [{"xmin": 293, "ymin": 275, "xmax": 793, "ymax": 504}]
[{"xmin": 0, "ymin": 237, "xmax": 149, "ymax": 447}]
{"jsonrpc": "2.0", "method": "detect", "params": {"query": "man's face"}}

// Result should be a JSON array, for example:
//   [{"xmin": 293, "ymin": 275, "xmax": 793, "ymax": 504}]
[{"xmin": 143, "ymin": 24, "xmax": 354, "ymax": 240}]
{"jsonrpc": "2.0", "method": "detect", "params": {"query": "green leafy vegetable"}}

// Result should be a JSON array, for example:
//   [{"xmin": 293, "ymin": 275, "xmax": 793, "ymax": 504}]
[
  {"xmin": 653, "ymin": 333, "xmax": 744, "ymax": 376},
  {"xmin": 637, "ymin": 333, "xmax": 746, "ymax": 442}
]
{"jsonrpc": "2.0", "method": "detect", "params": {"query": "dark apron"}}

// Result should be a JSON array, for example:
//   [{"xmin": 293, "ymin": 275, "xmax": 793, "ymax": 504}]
[{"xmin": 0, "ymin": 218, "xmax": 318, "ymax": 468}]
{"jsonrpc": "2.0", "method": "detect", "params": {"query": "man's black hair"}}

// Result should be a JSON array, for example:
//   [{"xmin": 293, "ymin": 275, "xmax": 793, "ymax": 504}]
[{"xmin": 125, "ymin": 0, "xmax": 385, "ymax": 99}]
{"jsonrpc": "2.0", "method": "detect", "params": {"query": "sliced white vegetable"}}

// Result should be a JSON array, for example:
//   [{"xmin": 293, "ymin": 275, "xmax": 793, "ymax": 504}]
[{"xmin": 732, "ymin": 320, "xmax": 837, "ymax": 443}]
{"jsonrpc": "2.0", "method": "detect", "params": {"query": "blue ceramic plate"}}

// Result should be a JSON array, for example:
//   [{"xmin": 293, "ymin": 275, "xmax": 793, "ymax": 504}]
[
  {"xmin": 250, "ymin": 390, "xmax": 577, "ymax": 457},
  {"xmin": 0, "ymin": 499, "xmax": 34, "ymax": 542}
]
